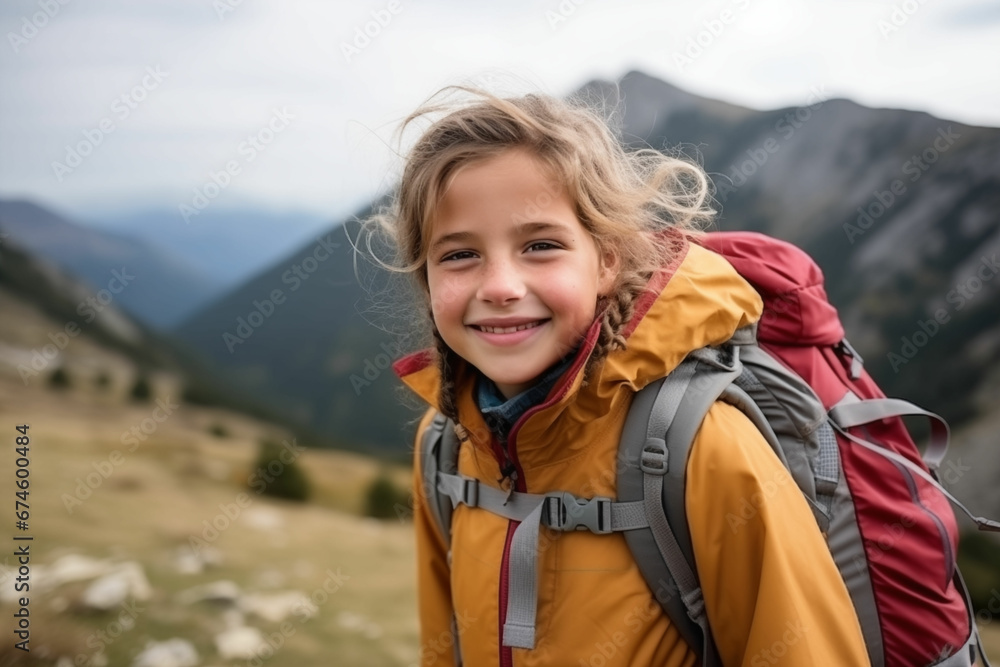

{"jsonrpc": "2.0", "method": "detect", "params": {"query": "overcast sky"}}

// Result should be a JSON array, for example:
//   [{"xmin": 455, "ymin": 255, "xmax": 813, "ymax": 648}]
[{"xmin": 1, "ymin": 0, "xmax": 999, "ymax": 226}]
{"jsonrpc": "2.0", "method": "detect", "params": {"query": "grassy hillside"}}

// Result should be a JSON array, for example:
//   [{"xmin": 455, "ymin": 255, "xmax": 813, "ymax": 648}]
[
  {"xmin": 0, "ymin": 372, "xmax": 996, "ymax": 665},
  {"xmin": 0, "ymin": 232, "xmax": 355, "ymax": 457},
  {"xmin": 0, "ymin": 371, "xmax": 418, "ymax": 667}
]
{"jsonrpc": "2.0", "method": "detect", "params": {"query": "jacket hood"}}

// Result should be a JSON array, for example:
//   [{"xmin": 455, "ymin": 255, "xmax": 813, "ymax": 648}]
[{"xmin": 393, "ymin": 238, "xmax": 763, "ymax": 460}]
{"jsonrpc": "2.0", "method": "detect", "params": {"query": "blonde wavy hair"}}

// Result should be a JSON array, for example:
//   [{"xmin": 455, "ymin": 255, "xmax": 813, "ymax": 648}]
[{"xmin": 362, "ymin": 85, "xmax": 714, "ymax": 423}]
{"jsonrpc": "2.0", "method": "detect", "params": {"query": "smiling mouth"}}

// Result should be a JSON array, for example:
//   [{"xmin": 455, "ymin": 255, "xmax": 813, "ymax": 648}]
[{"xmin": 473, "ymin": 321, "xmax": 545, "ymax": 334}]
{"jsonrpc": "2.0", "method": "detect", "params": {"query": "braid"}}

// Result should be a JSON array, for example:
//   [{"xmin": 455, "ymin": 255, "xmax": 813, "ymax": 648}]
[
  {"xmin": 589, "ymin": 271, "xmax": 651, "ymax": 372},
  {"xmin": 598, "ymin": 294, "xmax": 628, "ymax": 354},
  {"xmin": 590, "ymin": 231, "xmax": 685, "ymax": 368},
  {"xmin": 431, "ymin": 324, "xmax": 466, "ymax": 438}
]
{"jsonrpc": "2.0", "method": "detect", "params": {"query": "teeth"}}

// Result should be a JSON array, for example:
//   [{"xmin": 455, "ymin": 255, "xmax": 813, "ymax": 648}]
[{"xmin": 479, "ymin": 321, "xmax": 540, "ymax": 334}]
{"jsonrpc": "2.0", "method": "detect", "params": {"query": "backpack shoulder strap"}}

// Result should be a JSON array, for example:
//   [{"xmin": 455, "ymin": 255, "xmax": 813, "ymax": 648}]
[
  {"xmin": 619, "ymin": 325, "xmax": 842, "ymax": 665},
  {"xmin": 618, "ymin": 342, "xmax": 745, "ymax": 667},
  {"xmin": 420, "ymin": 411, "xmax": 461, "ymax": 546}
]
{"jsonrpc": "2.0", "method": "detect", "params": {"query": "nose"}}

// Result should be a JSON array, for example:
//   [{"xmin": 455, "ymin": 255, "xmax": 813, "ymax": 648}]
[{"xmin": 476, "ymin": 258, "xmax": 526, "ymax": 305}]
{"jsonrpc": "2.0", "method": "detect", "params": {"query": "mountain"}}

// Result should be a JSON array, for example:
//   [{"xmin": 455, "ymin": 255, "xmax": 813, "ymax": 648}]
[
  {"xmin": 172, "ymin": 212, "xmax": 422, "ymax": 453},
  {"xmin": 0, "ymin": 232, "xmax": 186, "ymax": 380},
  {"xmin": 0, "ymin": 200, "xmax": 225, "ymax": 328},
  {"xmin": 599, "ymin": 71, "xmax": 1000, "ymax": 422},
  {"xmin": 85, "ymin": 206, "xmax": 331, "ymax": 289},
  {"xmin": 173, "ymin": 71, "xmax": 1000, "ymax": 455},
  {"xmin": 0, "ymin": 233, "xmax": 332, "ymax": 447}
]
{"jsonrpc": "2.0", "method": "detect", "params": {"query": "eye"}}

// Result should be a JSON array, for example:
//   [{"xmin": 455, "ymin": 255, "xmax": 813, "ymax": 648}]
[
  {"xmin": 440, "ymin": 250, "xmax": 477, "ymax": 262},
  {"xmin": 525, "ymin": 241, "xmax": 561, "ymax": 253}
]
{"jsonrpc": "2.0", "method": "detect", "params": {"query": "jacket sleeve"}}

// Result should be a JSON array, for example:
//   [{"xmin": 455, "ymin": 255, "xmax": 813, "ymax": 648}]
[
  {"xmin": 685, "ymin": 401, "xmax": 871, "ymax": 667},
  {"xmin": 412, "ymin": 410, "xmax": 460, "ymax": 667}
]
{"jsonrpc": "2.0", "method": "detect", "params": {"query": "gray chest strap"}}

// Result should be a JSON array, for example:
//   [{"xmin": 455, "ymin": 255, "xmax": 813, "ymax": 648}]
[{"xmin": 436, "ymin": 472, "xmax": 649, "ymax": 648}]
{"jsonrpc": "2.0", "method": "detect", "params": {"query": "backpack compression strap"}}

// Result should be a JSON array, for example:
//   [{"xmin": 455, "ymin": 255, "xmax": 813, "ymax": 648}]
[
  {"xmin": 828, "ymin": 397, "xmax": 1000, "ymax": 533},
  {"xmin": 828, "ymin": 396, "xmax": 999, "ymax": 667}
]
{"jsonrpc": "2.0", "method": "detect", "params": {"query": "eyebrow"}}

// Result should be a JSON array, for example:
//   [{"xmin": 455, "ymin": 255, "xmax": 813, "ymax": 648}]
[
  {"xmin": 514, "ymin": 221, "xmax": 565, "ymax": 235},
  {"xmin": 428, "ymin": 231, "xmax": 475, "ymax": 255},
  {"xmin": 428, "ymin": 222, "xmax": 569, "ymax": 254}
]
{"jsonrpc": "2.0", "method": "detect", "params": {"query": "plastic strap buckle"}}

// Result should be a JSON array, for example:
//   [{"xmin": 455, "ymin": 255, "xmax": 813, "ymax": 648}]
[
  {"xmin": 640, "ymin": 438, "xmax": 669, "ymax": 475},
  {"xmin": 460, "ymin": 477, "xmax": 479, "ymax": 507},
  {"xmin": 545, "ymin": 493, "xmax": 612, "ymax": 534},
  {"xmin": 682, "ymin": 587, "xmax": 706, "ymax": 624}
]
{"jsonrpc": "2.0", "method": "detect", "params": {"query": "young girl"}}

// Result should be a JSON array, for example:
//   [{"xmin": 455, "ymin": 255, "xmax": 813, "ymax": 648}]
[{"xmin": 369, "ymin": 86, "xmax": 870, "ymax": 666}]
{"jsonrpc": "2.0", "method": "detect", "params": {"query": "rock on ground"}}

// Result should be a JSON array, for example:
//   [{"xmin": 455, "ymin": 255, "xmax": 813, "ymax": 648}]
[
  {"xmin": 175, "ymin": 580, "xmax": 242, "ymax": 606},
  {"xmin": 131, "ymin": 638, "xmax": 199, "ymax": 667},
  {"xmin": 215, "ymin": 626, "xmax": 266, "ymax": 661},
  {"xmin": 81, "ymin": 561, "xmax": 152, "ymax": 611},
  {"xmin": 239, "ymin": 590, "xmax": 317, "ymax": 623}
]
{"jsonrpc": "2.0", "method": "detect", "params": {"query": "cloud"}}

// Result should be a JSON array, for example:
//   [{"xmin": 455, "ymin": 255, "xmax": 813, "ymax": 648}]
[{"xmin": 1, "ymin": 0, "xmax": 997, "ymax": 220}]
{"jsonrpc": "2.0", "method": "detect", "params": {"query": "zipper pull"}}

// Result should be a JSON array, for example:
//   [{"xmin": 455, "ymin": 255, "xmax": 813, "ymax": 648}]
[
  {"xmin": 498, "ymin": 463, "xmax": 518, "ymax": 505},
  {"xmin": 503, "ymin": 483, "xmax": 516, "ymax": 506}
]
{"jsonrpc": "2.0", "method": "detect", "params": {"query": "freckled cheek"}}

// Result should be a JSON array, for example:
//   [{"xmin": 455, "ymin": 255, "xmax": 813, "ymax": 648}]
[
  {"xmin": 428, "ymin": 274, "xmax": 472, "ymax": 328},
  {"xmin": 541, "ymin": 280, "xmax": 599, "ymax": 332}
]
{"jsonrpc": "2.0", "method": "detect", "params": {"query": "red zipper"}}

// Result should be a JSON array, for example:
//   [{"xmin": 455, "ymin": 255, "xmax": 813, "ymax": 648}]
[
  {"xmin": 490, "ymin": 258, "xmax": 685, "ymax": 665},
  {"xmin": 498, "ymin": 520, "xmax": 518, "ymax": 667},
  {"xmin": 496, "ymin": 431, "xmax": 525, "ymax": 667},
  {"xmin": 494, "ymin": 331, "xmax": 600, "ymax": 667}
]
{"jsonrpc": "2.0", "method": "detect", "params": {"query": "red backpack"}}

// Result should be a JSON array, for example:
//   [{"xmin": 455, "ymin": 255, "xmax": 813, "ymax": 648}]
[
  {"xmin": 421, "ymin": 231, "xmax": 998, "ymax": 666},
  {"xmin": 685, "ymin": 232, "xmax": 997, "ymax": 666}
]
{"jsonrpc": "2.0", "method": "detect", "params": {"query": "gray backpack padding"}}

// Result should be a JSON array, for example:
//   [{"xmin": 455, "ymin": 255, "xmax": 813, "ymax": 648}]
[
  {"xmin": 421, "ymin": 412, "xmax": 457, "ymax": 545},
  {"xmin": 616, "ymin": 334, "xmax": 860, "ymax": 665}
]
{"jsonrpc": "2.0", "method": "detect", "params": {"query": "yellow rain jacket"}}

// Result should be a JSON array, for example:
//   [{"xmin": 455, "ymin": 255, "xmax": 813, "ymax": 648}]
[{"xmin": 396, "ymin": 240, "xmax": 870, "ymax": 667}]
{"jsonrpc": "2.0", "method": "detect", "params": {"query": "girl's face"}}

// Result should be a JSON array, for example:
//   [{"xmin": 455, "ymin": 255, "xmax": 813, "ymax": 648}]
[{"xmin": 426, "ymin": 148, "xmax": 617, "ymax": 399}]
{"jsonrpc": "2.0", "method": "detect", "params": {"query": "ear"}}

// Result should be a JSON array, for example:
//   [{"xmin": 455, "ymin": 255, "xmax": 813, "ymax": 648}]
[{"xmin": 596, "ymin": 246, "xmax": 620, "ymax": 297}]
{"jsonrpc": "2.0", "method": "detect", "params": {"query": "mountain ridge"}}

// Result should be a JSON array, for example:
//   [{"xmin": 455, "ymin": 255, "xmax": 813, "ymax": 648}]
[
  {"xmin": 18, "ymin": 70, "xmax": 1000, "ymax": 455},
  {"xmin": 0, "ymin": 199, "xmax": 225, "ymax": 328}
]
